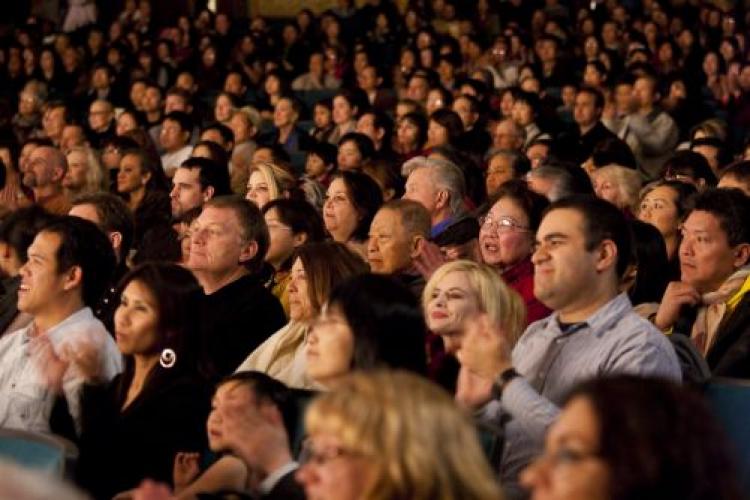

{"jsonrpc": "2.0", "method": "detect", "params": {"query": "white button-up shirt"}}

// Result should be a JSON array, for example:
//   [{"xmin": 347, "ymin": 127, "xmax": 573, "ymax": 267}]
[{"xmin": 0, "ymin": 307, "xmax": 122, "ymax": 434}]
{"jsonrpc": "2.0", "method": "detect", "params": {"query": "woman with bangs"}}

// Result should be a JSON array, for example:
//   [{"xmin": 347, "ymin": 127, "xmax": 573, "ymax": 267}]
[{"xmin": 296, "ymin": 370, "xmax": 504, "ymax": 500}]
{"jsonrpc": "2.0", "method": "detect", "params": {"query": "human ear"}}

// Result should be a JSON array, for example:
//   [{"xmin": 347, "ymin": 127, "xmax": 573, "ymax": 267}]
[{"xmin": 238, "ymin": 239, "xmax": 259, "ymax": 264}]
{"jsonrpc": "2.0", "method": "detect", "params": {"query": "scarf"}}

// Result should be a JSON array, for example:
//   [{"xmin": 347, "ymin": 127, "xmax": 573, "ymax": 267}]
[{"xmin": 691, "ymin": 266, "xmax": 750, "ymax": 355}]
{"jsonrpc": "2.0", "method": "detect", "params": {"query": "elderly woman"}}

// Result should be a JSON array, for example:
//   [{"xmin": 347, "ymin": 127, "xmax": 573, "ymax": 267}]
[
  {"xmin": 296, "ymin": 371, "xmax": 504, "ymax": 500},
  {"xmin": 591, "ymin": 164, "xmax": 642, "ymax": 217},
  {"xmin": 479, "ymin": 180, "xmax": 552, "ymax": 323},
  {"xmin": 236, "ymin": 242, "xmax": 367, "ymax": 389},
  {"xmin": 63, "ymin": 145, "xmax": 108, "ymax": 198}
]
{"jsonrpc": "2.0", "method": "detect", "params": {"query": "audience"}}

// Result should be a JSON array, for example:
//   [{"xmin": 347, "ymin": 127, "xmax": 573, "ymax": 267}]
[{"xmin": 2, "ymin": 2, "xmax": 750, "ymax": 497}]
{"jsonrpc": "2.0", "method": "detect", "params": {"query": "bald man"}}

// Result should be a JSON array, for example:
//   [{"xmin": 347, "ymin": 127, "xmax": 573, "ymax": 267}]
[{"xmin": 23, "ymin": 146, "xmax": 71, "ymax": 214}]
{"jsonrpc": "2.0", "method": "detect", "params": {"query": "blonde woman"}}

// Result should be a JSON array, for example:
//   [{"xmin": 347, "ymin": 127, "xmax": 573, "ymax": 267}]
[
  {"xmin": 245, "ymin": 161, "xmax": 297, "ymax": 209},
  {"xmin": 296, "ymin": 370, "xmax": 504, "ymax": 500},
  {"xmin": 591, "ymin": 164, "xmax": 642, "ymax": 216},
  {"xmin": 63, "ymin": 145, "xmax": 108, "ymax": 198},
  {"xmin": 424, "ymin": 260, "xmax": 526, "ymax": 355}
]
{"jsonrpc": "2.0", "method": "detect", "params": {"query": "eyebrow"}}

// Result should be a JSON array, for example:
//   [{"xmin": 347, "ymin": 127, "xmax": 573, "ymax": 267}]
[{"xmin": 535, "ymin": 232, "xmax": 569, "ymax": 244}]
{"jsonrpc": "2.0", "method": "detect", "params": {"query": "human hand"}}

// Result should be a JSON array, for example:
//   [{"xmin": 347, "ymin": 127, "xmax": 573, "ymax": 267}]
[
  {"xmin": 455, "ymin": 366, "xmax": 494, "ymax": 409},
  {"xmin": 456, "ymin": 313, "xmax": 513, "ymax": 380},
  {"xmin": 217, "ymin": 397, "xmax": 291, "ymax": 474},
  {"xmin": 29, "ymin": 335, "xmax": 70, "ymax": 394},
  {"xmin": 413, "ymin": 240, "xmax": 447, "ymax": 280},
  {"xmin": 173, "ymin": 452, "xmax": 201, "ymax": 493},
  {"xmin": 654, "ymin": 281, "xmax": 701, "ymax": 331}
]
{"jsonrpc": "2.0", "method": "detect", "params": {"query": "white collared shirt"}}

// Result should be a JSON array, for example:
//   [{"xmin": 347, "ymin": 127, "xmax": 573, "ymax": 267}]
[{"xmin": 0, "ymin": 307, "xmax": 123, "ymax": 434}]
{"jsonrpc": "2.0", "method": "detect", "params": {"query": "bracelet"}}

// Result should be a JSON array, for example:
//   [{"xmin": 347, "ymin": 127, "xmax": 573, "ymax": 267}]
[{"xmin": 491, "ymin": 367, "xmax": 520, "ymax": 400}]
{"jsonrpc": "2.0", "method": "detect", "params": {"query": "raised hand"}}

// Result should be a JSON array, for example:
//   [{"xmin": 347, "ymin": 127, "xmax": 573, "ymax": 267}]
[
  {"xmin": 456, "ymin": 313, "xmax": 513, "ymax": 380},
  {"xmin": 173, "ymin": 452, "xmax": 201, "ymax": 493}
]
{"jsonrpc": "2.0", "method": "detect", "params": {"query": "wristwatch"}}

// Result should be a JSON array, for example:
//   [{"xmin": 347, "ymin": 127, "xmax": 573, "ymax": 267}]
[{"xmin": 491, "ymin": 367, "xmax": 520, "ymax": 400}]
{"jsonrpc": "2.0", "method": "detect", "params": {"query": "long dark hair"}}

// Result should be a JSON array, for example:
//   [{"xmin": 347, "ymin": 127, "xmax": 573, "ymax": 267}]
[
  {"xmin": 328, "ymin": 273, "xmax": 426, "ymax": 375},
  {"xmin": 566, "ymin": 375, "xmax": 742, "ymax": 500},
  {"xmin": 114, "ymin": 262, "xmax": 207, "ymax": 404}
]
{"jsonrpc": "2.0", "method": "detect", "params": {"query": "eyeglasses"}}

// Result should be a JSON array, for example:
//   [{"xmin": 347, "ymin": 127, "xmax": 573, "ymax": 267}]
[
  {"xmin": 479, "ymin": 214, "xmax": 530, "ymax": 233},
  {"xmin": 299, "ymin": 440, "xmax": 361, "ymax": 466},
  {"xmin": 534, "ymin": 447, "xmax": 601, "ymax": 470}
]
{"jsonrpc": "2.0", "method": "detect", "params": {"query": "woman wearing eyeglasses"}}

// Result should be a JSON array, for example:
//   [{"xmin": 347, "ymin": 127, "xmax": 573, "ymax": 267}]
[
  {"xmin": 296, "ymin": 370, "xmax": 504, "ymax": 500},
  {"xmin": 479, "ymin": 179, "xmax": 551, "ymax": 324},
  {"xmin": 520, "ymin": 375, "xmax": 741, "ymax": 500}
]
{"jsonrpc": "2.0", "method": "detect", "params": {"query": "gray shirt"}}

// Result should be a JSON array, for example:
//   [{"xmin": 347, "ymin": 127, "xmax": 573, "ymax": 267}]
[{"xmin": 486, "ymin": 293, "xmax": 681, "ymax": 489}]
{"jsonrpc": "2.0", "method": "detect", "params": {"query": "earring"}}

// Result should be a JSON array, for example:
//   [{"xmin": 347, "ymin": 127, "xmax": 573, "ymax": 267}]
[{"xmin": 160, "ymin": 348, "xmax": 176, "ymax": 369}]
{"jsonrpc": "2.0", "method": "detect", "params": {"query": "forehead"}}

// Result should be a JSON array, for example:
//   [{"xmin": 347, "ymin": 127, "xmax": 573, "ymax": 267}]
[
  {"xmin": 198, "ymin": 206, "xmax": 241, "ymax": 229},
  {"xmin": 372, "ymin": 208, "xmax": 401, "ymax": 227},
  {"xmin": 327, "ymin": 177, "xmax": 349, "ymax": 194},
  {"xmin": 31, "ymin": 230, "xmax": 62, "ymax": 257},
  {"xmin": 684, "ymin": 209, "xmax": 723, "ymax": 231},
  {"xmin": 437, "ymin": 269, "xmax": 473, "ymax": 289},
  {"xmin": 538, "ymin": 208, "xmax": 585, "ymax": 237},
  {"xmin": 644, "ymin": 185, "xmax": 676, "ymax": 200},
  {"xmin": 174, "ymin": 167, "xmax": 200, "ymax": 183}
]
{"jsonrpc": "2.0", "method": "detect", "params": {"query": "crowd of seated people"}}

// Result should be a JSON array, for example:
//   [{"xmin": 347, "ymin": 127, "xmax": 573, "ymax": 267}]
[{"xmin": 1, "ymin": 0, "xmax": 750, "ymax": 499}]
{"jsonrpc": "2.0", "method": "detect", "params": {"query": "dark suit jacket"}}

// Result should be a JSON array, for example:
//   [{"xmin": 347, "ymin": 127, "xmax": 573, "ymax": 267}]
[
  {"xmin": 707, "ymin": 294, "xmax": 750, "ymax": 378},
  {"xmin": 264, "ymin": 470, "xmax": 305, "ymax": 500}
]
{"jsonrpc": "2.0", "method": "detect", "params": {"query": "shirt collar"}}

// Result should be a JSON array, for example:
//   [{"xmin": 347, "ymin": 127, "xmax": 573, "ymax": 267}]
[
  {"xmin": 23, "ymin": 307, "xmax": 94, "ymax": 345},
  {"xmin": 258, "ymin": 461, "xmax": 298, "ymax": 494},
  {"xmin": 544, "ymin": 293, "xmax": 633, "ymax": 339}
]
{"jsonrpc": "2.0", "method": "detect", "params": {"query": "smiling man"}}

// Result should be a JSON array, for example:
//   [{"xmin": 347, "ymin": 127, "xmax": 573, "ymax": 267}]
[
  {"xmin": 0, "ymin": 216, "xmax": 121, "ymax": 434},
  {"xmin": 456, "ymin": 196, "xmax": 680, "ymax": 493}
]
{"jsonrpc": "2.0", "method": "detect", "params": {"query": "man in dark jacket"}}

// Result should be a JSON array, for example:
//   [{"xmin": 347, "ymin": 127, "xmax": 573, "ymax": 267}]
[{"xmin": 187, "ymin": 196, "xmax": 285, "ymax": 378}]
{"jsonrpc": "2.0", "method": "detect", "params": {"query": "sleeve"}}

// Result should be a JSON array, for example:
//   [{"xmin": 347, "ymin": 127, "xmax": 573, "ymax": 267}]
[
  {"xmin": 625, "ymin": 113, "xmax": 679, "ymax": 156},
  {"xmin": 500, "ymin": 377, "xmax": 561, "ymax": 441}
]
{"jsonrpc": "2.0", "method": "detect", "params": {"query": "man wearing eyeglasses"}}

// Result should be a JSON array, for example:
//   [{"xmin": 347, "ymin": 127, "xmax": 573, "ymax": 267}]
[{"xmin": 457, "ymin": 196, "xmax": 681, "ymax": 496}]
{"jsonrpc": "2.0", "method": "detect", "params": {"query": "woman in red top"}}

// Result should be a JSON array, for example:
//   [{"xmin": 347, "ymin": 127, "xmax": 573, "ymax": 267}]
[{"xmin": 478, "ymin": 179, "xmax": 552, "ymax": 324}]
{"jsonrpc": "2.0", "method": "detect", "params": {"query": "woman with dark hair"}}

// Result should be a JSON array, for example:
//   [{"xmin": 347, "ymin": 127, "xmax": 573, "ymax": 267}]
[
  {"xmin": 395, "ymin": 111, "xmax": 428, "ymax": 162},
  {"xmin": 479, "ymin": 180, "xmax": 552, "ymax": 323},
  {"xmin": 237, "ymin": 241, "xmax": 367, "ymax": 389},
  {"xmin": 323, "ymin": 170, "xmax": 383, "ymax": 259},
  {"xmin": 261, "ymin": 199, "xmax": 326, "ymax": 316},
  {"xmin": 71, "ymin": 262, "xmax": 211, "ymax": 499},
  {"xmin": 306, "ymin": 273, "xmax": 427, "ymax": 388},
  {"xmin": 336, "ymin": 132, "xmax": 375, "ymax": 171},
  {"xmin": 623, "ymin": 220, "xmax": 671, "ymax": 317},
  {"xmin": 521, "ymin": 375, "xmax": 742, "ymax": 500},
  {"xmin": 329, "ymin": 88, "xmax": 367, "ymax": 144},
  {"xmin": 426, "ymin": 108, "xmax": 464, "ymax": 151},
  {"xmin": 116, "ymin": 147, "xmax": 175, "ymax": 262},
  {"xmin": 637, "ymin": 179, "xmax": 697, "ymax": 280}
]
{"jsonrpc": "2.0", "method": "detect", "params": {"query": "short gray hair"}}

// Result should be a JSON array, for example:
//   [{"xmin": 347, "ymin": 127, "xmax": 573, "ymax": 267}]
[{"xmin": 404, "ymin": 156, "xmax": 466, "ymax": 217}]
